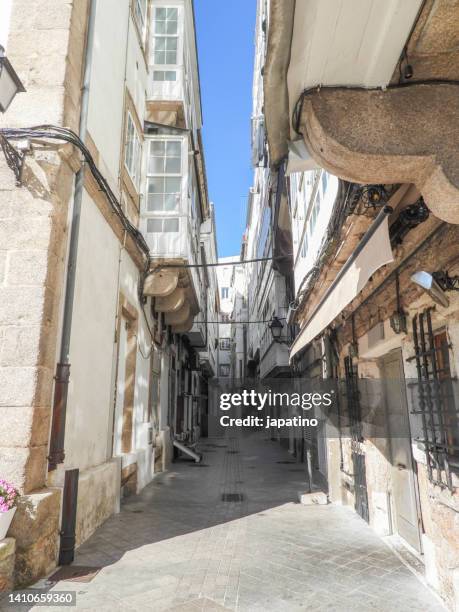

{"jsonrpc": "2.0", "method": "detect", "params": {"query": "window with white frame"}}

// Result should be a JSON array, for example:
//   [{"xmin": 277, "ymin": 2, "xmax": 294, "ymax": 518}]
[
  {"xmin": 124, "ymin": 113, "xmax": 142, "ymax": 190},
  {"xmin": 146, "ymin": 217, "xmax": 179, "ymax": 233},
  {"xmin": 219, "ymin": 364, "xmax": 230, "ymax": 377},
  {"xmin": 152, "ymin": 7, "xmax": 178, "ymax": 80},
  {"xmin": 134, "ymin": 0, "xmax": 148, "ymax": 41},
  {"xmin": 146, "ymin": 139, "xmax": 182, "ymax": 212},
  {"xmin": 221, "ymin": 287, "xmax": 229, "ymax": 299},
  {"xmin": 220, "ymin": 338, "xmax": 231, "ymax": 351},
  {"xmin": 152, "ymin": 70, "xmax": 176, "ymax": 81}
]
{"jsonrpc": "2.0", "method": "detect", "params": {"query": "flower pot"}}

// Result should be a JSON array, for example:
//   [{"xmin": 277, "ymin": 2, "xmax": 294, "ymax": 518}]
[{"xmin": 0, "ymin": 508, "xmax": 16, "ymax": 540}]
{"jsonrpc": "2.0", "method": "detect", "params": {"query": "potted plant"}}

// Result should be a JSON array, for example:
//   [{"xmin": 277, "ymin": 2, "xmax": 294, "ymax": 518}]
[{"xmin": 0, "ymin": 479, "xmax": 19, "ymax": 539}]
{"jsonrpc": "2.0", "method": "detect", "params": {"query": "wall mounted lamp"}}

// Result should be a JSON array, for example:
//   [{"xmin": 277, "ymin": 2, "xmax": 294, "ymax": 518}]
[
  {"xmin": 0, "ymin": 45, "xmax": 25, "ymax": 113},
  {"xmin": 268, "ymin": 316, "xmax": 290, "ymax": 345},
  {"xmin": 390, "ymin": 272, "xmax": 407, "ymax": 334},
  {"xmin": 410, "ymin": 271, "xmax": 459, "ymax": 309}
]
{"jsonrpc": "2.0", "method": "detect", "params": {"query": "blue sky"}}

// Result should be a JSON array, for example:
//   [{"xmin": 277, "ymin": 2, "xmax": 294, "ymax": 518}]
[{"xmin": 194, "ymin": 0, "xmax": 256, "ymax": 258}]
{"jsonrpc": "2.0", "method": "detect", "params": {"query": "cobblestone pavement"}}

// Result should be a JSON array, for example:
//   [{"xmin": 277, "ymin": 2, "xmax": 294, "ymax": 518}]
[{"xmin": 2, "ymin": 433, "xmax": 445, "ymax": 612}]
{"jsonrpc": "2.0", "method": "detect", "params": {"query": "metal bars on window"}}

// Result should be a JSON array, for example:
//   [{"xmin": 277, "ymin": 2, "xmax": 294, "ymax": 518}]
[{"xmin": 411, "ymin": 308, "xmax": 458, "ymax": 490}]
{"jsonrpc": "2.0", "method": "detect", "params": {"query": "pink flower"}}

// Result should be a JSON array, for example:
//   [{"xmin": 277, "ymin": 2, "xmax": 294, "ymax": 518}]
[{"xmin": 0, "ymin": 479, "xmax": 19, "ymax": 512}]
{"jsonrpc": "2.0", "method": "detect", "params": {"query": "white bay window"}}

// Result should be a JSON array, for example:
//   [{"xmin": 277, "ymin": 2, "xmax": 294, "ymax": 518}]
[{"xmin": 146, "ymin": 140, "xmax": 182, "ymax": 212}]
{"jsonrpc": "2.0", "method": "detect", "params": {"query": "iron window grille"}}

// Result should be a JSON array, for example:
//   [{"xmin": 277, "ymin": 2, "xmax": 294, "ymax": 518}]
[
  {"xmin": 344, "ymin": 356, "xmax": 369, "ymax": 523},
  {"xmin": 410, "ymin": 308, "xmax": 458, "ymax": 490}
]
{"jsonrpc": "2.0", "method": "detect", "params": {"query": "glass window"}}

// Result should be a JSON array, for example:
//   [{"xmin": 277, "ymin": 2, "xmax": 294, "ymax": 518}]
[
  {"xmin": 154, "ymin": 7, "xmax": 178, "ymax": 34},
  {"xmin": 146, "ymin": 139, "xmax": 182, "ymax": 212},
  {"xmin": 124, "ymin": 113, "xmax": 142, "ymax": 190},
  {"xmin": 219, "ymin": 364, "xmax": 230, "ymax": 377},
  {"xmin": 321, "ymin": 171, "xmax": 328, "ymax": 195},
  {"xmin": 221, "ymin": 287, "xmax": 229, "ymax": 299},
  {"xmin": 146, "ymin": 217, "xmax": 179, "ymax": 233},
  {"xmin": 134, "ymin": 0, "xmax": 148, "ymax": 39},
  {"xmin": 220, "ymin": 338, "xmax": 231, "ymax": 351},
  {"xmin": 153, "ymin": 70, "xmax": 176, "ymax": 81},
  {"xmin": 153, "ymin": 7, "xmax": 178, "ymax": 65}
]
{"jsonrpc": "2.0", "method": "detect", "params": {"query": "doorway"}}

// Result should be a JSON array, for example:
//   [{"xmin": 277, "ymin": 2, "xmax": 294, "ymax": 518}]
[{"xmin": 381, "ymin": 349, "xmax": 422, "ymax": 553}]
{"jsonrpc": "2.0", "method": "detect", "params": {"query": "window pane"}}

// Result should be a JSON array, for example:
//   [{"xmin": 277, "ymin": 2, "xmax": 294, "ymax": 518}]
[
  {"xmin": 166, "ymin": 19, "xmax": 178, "ymax": 34},
  {"xmin": 147, "ymin": 194, "xmax": 164, "ymax": 211},
  {"xmin": 155, "ymin": 37, "xmax": 166, "ymax": 51},
  {"xmin": 148, "ymin": 177, "xmax": 165, "ymax": 194},
  {"xmin": 149, "ymin": 156, "xmax": 165, "ymax": 174},
  {"xmin": 166, "ymin": 8, "xmax": 178, "ymax": 20},
  {"xmin": 147, "ymin": 218, "xmax": 163, "ymax": 233},
  {"xmin": 165, "ymin": 157, "xmax": 181, "ymax": 173},
  {"xmin": 155, "ymin": 7, "xmax": 166, "ymax": 20},
  {"xmin": 165, "ymin": 50, "xmax": 177, "ymax": 64},
  {"xmin": 153, "ymin": 70, "xmax": 165, "ymax": 81},
  {"xmin": 164, "ymin": 218, "xmax": 179, "ymax": 232},
  {"xmin": 154, "ymin": 50, "xmax": 166, "ymax": 64},
  {"xmin": 151, "ymin": 141, "xmax": 165, "ymax": 156},
  {"xmin": 165, "ymin": 71, "xmax": 176, "ymax": 81},
  {"xmin": 166, "ymin": 38, "xmax": 177, "ymax": 51},
  {"xmin": 167, "ymin": 141, "xmax": 181, "ymax": 157},
  {"xmin": 155, "ymin": 20, "xmax": 166, "ymax": 34},
  {"xmin": 164, "ymin": 193, "xmax": 178, "ymax": 211},
  {"xmin": 166, "ymin": 177, "xmax": 181, "ymax": 193}
]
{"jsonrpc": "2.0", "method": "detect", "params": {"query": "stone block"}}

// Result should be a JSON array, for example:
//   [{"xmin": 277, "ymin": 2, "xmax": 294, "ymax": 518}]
[
  {"xmin": 0, "ymin": 252, "xmax": 6, "ymax": 286},
  {"xmin": 0, "ymin": 325, "xmax": 43, "ymax": 368},
  {"xmin": 1, "ymin": 87, "xmax": 66, "ymax": 129},
  {"xmin": 7, "ymin": 251, "xmax": 56, "ymax": 288},
  {"xmin": 9, "ymin": 489, "xmax": 61, "ymax": 551},
  {"xmin": 33, "ymin": 0, "xmax": 73, "ymax": 31},
  {"xmin": 0, "ymin": 218, "xmax": 53, "ymax": 252},
  {"xmin": 15, "ymin": 532, "xmax": 59, "ymax": 588},
  {"xmin": 0, "ymin": 539, "xmax": 15, "ymax": 563},
  {"xmin": 0, "ymin": 446, "xmax": 48, "ymax": 494},
  {"xmin": 75, "ymin": 460, "xmax": 120, "ymax": 547},
  {"xmin": 0, "ymin": 539, "xmax": 15, "ymax": 592},
  {"xmin": 0, "ymin": 366, "xmax": 53, "ymax": 408},
  {"xmin": 0, "ymin": 286, "xmax": 52, "ymax": 327},
  {"xmin": 298, "ymin": 491, "xmax": 328, "ymax": 506},
  {"xmin": 0, "ymin": 406, "xmax": 51, "ymax": 448}
]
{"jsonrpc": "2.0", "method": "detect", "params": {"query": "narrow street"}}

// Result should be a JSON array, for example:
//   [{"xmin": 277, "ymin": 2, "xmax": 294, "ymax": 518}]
[{"xmin": 4, "ymin": 433, "xmax": 443, "ymax": 612}]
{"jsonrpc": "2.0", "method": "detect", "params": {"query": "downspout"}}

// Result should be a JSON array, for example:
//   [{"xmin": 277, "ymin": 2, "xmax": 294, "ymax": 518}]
[{"xmin": 48, "ymin": 0, "xmax": 97, "ymax": 471}]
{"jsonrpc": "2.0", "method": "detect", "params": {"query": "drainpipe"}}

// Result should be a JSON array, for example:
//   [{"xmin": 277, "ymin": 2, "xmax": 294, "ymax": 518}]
[{"xmin": 48, "ymin": 0, "xmax": 97, "ymax": 471}]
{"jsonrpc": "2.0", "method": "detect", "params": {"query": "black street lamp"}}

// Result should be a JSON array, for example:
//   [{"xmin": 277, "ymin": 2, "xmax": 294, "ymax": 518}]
[
  {"xmin": 269, "ymin": 316, "xmax": 284, "ymax": 342},
  {"xmin": 0, "ymin": 45, "xmax": 25, "ymax": 113}
]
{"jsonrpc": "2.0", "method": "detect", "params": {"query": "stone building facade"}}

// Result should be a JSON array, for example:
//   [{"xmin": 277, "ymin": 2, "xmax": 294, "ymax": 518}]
[
  {"xmin": 240, "ymin": 0, "xmax": 459, "ymax": 608},
  {"xmin": 0, "ymin": 0, "xmax": 217, "ymax": 588}
]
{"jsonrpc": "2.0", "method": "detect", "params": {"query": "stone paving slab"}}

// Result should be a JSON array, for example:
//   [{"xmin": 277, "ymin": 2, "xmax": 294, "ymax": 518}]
[{"xmin": 0, "ymin": 432, "xmax": 446, "ymax": 611}]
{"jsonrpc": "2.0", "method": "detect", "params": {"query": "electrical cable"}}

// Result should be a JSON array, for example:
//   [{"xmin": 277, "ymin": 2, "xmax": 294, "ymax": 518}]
[{"xmin": 0, "ymin": 125, "xmax": 150, "ymax": 257}]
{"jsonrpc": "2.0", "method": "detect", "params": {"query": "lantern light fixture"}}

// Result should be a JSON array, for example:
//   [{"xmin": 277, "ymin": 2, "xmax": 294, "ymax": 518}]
[{"xmin": 0, "ymin": 45, "xmax": 25, "ymax": 113}]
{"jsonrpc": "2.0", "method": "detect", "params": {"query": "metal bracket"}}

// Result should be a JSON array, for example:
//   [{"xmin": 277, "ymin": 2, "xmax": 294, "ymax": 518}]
[{"xmin": 0, "ymin": 132, "xmax": 25, "ymax": 185}]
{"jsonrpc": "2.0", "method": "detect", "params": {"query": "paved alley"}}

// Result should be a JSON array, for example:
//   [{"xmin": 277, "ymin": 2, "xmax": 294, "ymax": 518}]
[{"xmin": 2, "ymin": 433, "xmax": 445, "ymax": 612}]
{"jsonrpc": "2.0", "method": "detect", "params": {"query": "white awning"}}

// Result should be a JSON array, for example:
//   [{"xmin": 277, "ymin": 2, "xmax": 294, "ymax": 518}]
[{"xmin": 290, "ymin": 207, "xmax": 394, "ymax": 360}]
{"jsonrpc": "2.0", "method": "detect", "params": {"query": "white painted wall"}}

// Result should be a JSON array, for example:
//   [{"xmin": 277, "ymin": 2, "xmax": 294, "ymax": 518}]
[
  {"xmin": 0, "ymin": 0, "xmax": 12, "ymax": 49},
  {"xmin": 86, "ymin": 0, "xmax": 130, "ymax": 191},
  {"xmin": 65, "ymin": 191, "xmax": 120, "ymax": 471}
]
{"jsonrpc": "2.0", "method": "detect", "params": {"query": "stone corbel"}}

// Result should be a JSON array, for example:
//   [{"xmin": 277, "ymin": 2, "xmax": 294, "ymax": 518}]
[{"xmin": 298, "ymin": 83, "xmax": 459, "ymax": 224}]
